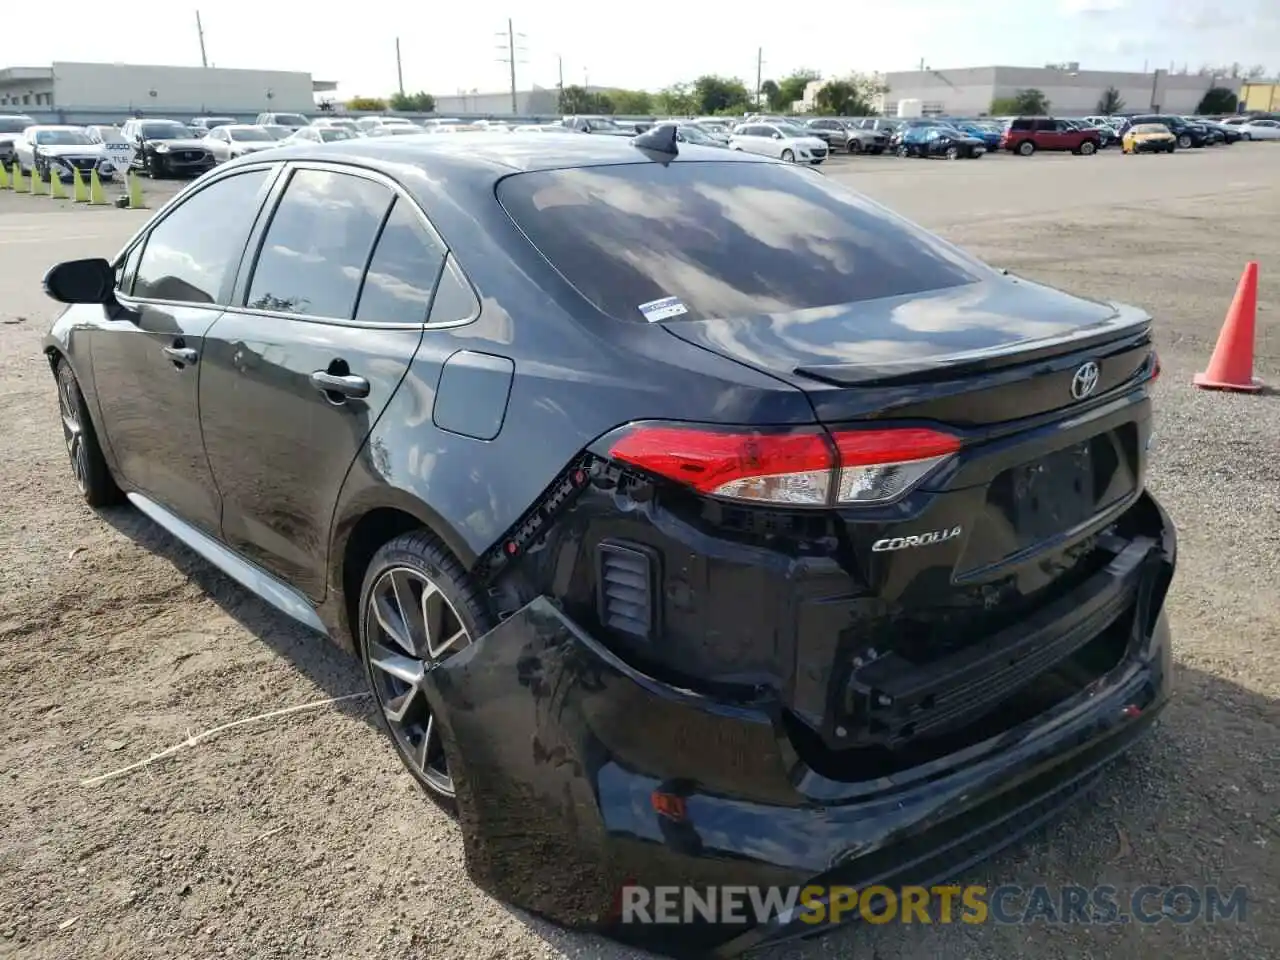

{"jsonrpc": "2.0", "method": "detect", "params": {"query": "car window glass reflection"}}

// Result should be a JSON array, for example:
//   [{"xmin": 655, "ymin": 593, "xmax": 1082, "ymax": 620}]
[
  {"xmin": 247, "ymin": 169, "xmax": 392, "ymax": 319},
  {"xmin": 498, "ymin": 163, "xmax": 982, "ymax": 323},
  {"xmin": 354, "ymin": 199, "xmax": 445, "ymax": 326},
  {"xmin": 132, "ymin": 170, "xmax": 270, "ymax": 304}
]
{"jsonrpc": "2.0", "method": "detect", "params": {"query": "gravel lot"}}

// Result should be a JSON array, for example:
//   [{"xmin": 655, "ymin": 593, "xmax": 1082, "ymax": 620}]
[{"xmin": 1, "ymin": 146, "xmax": 1278, "ymax": 960}]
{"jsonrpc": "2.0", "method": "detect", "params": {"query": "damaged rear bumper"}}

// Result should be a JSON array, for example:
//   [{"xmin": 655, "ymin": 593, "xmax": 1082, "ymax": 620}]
[{"xmin": 426, "ymin": 500, "xmax": 1175, "ymax": 959}]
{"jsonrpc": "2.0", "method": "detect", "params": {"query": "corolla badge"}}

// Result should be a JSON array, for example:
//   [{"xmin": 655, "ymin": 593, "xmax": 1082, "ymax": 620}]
[
  {"xmin": 1071, "ymin": 361, "xmax": 1101, "ymax": 400},
  {"xmin": 872, "ymin": 526, "xmax": 963, "ymax": 552}
]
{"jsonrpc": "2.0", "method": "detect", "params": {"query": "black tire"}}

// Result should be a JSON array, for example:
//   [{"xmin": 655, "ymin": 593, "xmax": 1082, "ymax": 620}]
[
  {"xmin": 54, "ymin": 359, "xmax": 123, "ymax": 507},
  {"xmin": 780, "ymin": 149, "xmax": 795, "ymax": 162},
  {"xmin": 1079, "ymin": 140, "xmax": 1097, "ymax": 155},
  {"xmin": 945, "ymin": 145, "xmax": 960, "ymax": 160},
  {"xmin": 1242, "ymin": 132, "xmax": 1251, "ymax": 141},
  {"xmin": 870, "ymin": 146, "xmax": 884, "ymax": 155},
  {"xmin": 1017, "ymin": 140, "xmax": 1035, "ymax": 156},
  {"xmin": 1167, "ymin": 145, "xmax": 1176, "ymax": 153},
  {"xmin": 896, "ymin": 145, "xmax": 909, "ymax": 158},
  {"xmin": 146, "ymin": 152, "xmax": 163, "ymax": 178},
  {"xmin": 847, "ymin": 139, "xmax": 862, "ymax": 154},
  {"xmin": 1176, "ymin": 134, "xmax": 1192, "ymax": 149},
  {"xmin": 357, "ymin": 530, "xmax": 495, "ymax": 813}
]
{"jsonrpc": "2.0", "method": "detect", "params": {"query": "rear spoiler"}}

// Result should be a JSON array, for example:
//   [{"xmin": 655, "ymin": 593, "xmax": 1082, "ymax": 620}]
[{"xmin": 795, "ymin": 303, "xmax": 1152, "ymax": 387}]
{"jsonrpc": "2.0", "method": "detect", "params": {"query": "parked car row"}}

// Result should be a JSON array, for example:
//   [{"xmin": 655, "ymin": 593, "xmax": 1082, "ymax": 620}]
[{"xmin": 5, "ymin": 107, "xmax": 1275, "ymax": 183}]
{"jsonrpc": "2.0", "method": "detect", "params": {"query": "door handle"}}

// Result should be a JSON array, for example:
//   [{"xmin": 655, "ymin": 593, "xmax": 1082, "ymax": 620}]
[
  {"xmin": 163, "ymin": 346, "xmax": 198, "ymax": 365},
  {"xmin": 310, "ymin": 371, "xmax": 370, "ymax": 399}
]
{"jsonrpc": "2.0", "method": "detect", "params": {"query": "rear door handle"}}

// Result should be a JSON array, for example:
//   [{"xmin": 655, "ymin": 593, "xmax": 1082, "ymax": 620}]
[
  {"xmin": 163, "ymin": 346, "xmax": 198, "ymax": 365},
  {"xmin": 310, "ymin": 371, "xmax": 370, "ymax": 399}
]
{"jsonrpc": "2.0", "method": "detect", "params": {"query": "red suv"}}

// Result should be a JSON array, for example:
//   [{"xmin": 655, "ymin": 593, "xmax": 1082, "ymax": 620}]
[{"xmin": 1000, "ymin": 117, "xmax": 1102, "ymax": 156}]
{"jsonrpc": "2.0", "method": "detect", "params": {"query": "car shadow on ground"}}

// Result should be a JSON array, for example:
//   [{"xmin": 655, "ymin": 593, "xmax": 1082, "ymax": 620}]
[{"xmin": 97, "ymin": 502, "xmax": 374, "ymax": 729}]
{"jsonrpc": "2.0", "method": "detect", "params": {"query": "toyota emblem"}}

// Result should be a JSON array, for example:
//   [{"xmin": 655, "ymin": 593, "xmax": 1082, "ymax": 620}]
[{"xmin": 1071, "ymin": 361, "xmax": 1100, "ymax": 400}]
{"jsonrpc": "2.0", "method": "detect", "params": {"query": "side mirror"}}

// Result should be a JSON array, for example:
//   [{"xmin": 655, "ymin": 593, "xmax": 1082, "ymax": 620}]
[
  {"xmin": 43, "ymin": 258, "xmax": 115, "ymax": 305},
  {"xmin": 772, "ymin": 132, "xmax": 782, "ymax": 140}
]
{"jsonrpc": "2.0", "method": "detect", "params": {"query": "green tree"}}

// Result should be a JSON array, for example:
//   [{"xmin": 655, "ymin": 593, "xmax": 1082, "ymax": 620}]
[
  {"xmin": 760, "ymin": 79, "xmax": 781, "ymax": 110},
  {"xmin": 390, "ymin": 91, "xmax": 435, "ymax": 112},
  {"xmin": 593, "ymin": 90, "xmax": 616, "ymax": 114},
  {"xmin": 990, "ymin": 88, "xmax": 1051, "ymax": 115},
  {"xmin": 814, "ymin": 80, "xmax": 865, "ymax": 116},
  {"xmin": 1096, "ymin": 86, "xmax": 1125, "ymax": 114},
  {"xmin": 814, "ymin": 72, "xmax": 886, "ymax": 116},
  {"xmin": 655, "ymin": 82, "xmax": 697, "ymax": 115},
  {"xmin": 345, "ymin": 96, "xmax": 387, "ymax": 111},
  {"xmin": 1196, "ymin": 86, "xmax": 1239, "ymax": 114},
  {"xmin": 609, "ymin": 88, "xmax": 654, "ymax": 114},
  {"xmin": 774, "ymin": 69, "xmax": 821, "ymax": 112},
  {"xmin": 693, "ymin": 75, "xmax": 752, "ymax": 115},
  {"xmin": 559, "ymin": 84, "xmax": 594, "ymax": 114}
]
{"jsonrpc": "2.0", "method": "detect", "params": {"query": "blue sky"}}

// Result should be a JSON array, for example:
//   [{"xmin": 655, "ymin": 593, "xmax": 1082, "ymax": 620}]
[{"xmin": 9, "ymin": 0, "xmax": 1277, "ymax": 98}]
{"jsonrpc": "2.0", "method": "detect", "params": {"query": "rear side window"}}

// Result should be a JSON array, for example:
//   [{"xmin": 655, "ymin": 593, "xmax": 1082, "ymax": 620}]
[
  {"xmin": 246, "ymin": 169, "xmax": 392, "ymax": 319},
  {"xmin": 354, "ymin": 198, "xmax": 447, "ymax": 325},
  {"xmin": 1011, "ymin": 119, "xmax": 1032, "ymax": 131},
  {"xmin": 497, "ymin": 161, "xmax": 982, "ymax": 323}
]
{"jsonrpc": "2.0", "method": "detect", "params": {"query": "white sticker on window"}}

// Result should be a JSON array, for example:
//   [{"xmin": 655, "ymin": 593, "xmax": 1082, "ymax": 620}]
[{"xmin": 637, "ymin": 296, "xmax": 688, "ymax": 322}]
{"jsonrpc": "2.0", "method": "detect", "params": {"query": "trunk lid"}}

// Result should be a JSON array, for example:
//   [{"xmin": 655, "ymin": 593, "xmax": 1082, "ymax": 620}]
[
  {"xmin": 659, "ymin": 275, "xmax": 1153, "ymax": 424},
  {"xmin": 661, "ymin": 276, "xmax": 1158, "ymax": 754}
]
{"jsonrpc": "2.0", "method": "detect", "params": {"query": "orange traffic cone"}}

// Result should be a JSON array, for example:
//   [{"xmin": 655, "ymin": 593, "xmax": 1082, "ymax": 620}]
[{"xmin": 1194, "ymin": 262, "xmax": 1263, "ymax": 392}]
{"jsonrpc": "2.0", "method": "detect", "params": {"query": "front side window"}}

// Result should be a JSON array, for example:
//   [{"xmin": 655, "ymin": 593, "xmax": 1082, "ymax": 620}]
[
  {"xmin": 497, "ymin": 161, "xmax": 984, "ymax": 324},
  {"xmin": 354, "ymin": 198, "xmax": 446, "ymax": 325},
  {"xmin": 132, "ymin": 170, "xmax": 271, "ymax": 304},
  {"xmin": 246, "ymin": 169, "xmax": 392, "ymax": 319}
]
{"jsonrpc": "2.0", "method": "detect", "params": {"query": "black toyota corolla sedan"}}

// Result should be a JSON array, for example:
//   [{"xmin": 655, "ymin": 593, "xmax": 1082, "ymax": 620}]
[{"xmin": 42, "ymin": 130, "xmax": 1175, "ymax": 956}]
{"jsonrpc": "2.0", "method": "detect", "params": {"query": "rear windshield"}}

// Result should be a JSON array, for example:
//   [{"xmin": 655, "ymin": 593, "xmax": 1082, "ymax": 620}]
[{"xmin": 496, "ymin": 160, "xmax": 983, "ymax": 322}]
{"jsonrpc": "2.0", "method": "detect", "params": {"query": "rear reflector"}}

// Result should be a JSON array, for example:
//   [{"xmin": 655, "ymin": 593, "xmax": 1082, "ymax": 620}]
[
  {"xmin": 832, "ymin": 428, "xmax": 961, "ymax": 504},
  {"xmin": 607, "ymin": 424, "xmax": 960, "ymax": 507}
]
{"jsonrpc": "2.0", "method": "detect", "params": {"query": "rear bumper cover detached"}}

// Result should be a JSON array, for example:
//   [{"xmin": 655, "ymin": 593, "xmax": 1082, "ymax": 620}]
[{"xmin": 427, "ymin": 491, "xmax": 1176, "ymax": 958}]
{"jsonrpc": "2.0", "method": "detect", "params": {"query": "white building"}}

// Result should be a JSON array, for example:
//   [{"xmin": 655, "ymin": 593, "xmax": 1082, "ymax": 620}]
[
  {"xmin": 0, "ymin": 61, "xmax": 319, "ymax": 113},
  {"xmin": 881, "ymin": 65, "xmax": 1243, "ymax": 116}
]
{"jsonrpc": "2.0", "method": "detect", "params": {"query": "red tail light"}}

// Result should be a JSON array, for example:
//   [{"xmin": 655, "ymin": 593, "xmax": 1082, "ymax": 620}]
[
  {"xmin": 1150, "ymin": 351, "xmax": 1161, "ymax": 381},
  {"xmin": 607, "ymin": 424, "xmax": 960, "ymax": 507}
]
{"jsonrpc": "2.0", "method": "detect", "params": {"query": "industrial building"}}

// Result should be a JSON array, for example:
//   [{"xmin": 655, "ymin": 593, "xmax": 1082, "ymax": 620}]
[
  {"xmin": 1240, "ymin": 80, "xmax": 1280, "ymax": 113},
  {"xmin": 431, "ymin": 85, "xmax": 566, "ymax": 117},
  {"xmin": 0, "ymin": 61, "xmax": 324, "ymax": 116},
  {"xmin": 879, "ymin": 65, "xmax": 1244, "ymax": 116}
]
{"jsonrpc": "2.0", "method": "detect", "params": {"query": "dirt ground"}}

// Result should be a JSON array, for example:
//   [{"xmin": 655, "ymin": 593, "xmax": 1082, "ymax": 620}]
[{"xmin": 1, "ymin": 146, "xmax": 1278, "ymax": 960}]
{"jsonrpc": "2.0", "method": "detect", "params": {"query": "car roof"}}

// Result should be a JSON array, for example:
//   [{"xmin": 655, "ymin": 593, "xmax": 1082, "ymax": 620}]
[
  {"xmin": 28, "ymin": 124, "xmax": 84, "ymax": 132},
  {"xmin": 261, "ymin": 130, "xmax": 774, "ymax": 177}
]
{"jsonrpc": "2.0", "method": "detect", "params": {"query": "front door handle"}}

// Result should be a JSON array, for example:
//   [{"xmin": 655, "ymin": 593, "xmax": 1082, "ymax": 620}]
[
  {"xmin": 163, "ymin": 346, "xmax": 198, "ymax": 365},
  {"xmin": 310, "ymin": 371, "xmax": 370, "ymax": 400}
]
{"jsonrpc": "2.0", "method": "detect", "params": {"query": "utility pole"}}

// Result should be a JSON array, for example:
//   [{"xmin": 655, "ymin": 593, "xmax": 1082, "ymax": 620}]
[
  {"xmin": 494, "ymin": 19, "xmax": 527, "ymax": 115},
  {"xmin": 557, "ymin": 54, "xmax": 564, "ymax": 93},
  {"xmin": 755, "ymin": 48, "xmax": 763, "ymax": 107},
  {"xmin": 395, "ymin": 37, "xmax": 404, "ymax": 95},
  {"xmin": 195, "ymin": 10, "xmax": 208, "ymax": 68}
]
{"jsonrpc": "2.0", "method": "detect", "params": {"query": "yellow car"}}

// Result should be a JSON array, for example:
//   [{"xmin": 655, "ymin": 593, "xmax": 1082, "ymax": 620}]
[{"xmin": 1123, "ymin": 123, "xmax": 1177, "ymax": 154}]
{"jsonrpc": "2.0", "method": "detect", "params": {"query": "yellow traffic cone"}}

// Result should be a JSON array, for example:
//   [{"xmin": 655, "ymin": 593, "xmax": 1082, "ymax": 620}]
[
  {"xmin": 50, "ymin": 169, "xmax": 67, "ymax": 199},
  {"xmin": 29, "ymin": 165, "xmax": 39, "ymax": 195},
  {"xmin": 11, "ymin": 162, "xmax": 23, "ymax": 192},
  {"xmin": 126, "ymin": 172, "xmax": 145, "ymax": 209},
  {"xmin": 88, "ymin": 168, "xmax": 106, "ymax": 205},
  {"xmin": 0, "ymin": 162, "xmax": 9, "ymax": 190},
  {"xmin": 72, "ymin": 167, "xmax": 88, "ymax": 202}
]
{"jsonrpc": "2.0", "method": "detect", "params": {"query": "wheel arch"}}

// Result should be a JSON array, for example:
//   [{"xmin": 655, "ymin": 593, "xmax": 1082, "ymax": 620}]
[{"xmin": 327, "ymin": 491, "xmax": 479, "ymax": 654}]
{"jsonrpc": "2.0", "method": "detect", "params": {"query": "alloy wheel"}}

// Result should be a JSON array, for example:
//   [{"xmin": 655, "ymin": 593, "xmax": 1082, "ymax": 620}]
[
  {"xmin": 56, "ymin": 372, "xmax": 88, "ymax": 494},
  {"xmin": 363, "ymin": 566, "xmax": 471, "ymax": 797}
]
